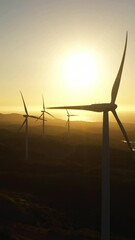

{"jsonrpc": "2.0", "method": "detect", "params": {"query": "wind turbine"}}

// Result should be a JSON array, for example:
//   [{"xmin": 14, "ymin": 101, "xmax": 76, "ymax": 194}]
[
  {"xmin": 65, "ymin": 108, "xmax": 77, "ymax": 134},
  {"xmin": 48, "ymin": 33, "xmax": 133, "ymax": 240},
  {"xmin": 19, "ymin": 91, "xmax": 39, "ymax": 161},
  {"xmin": 38, "ymin": 95, "xmax": 55, "ymax": 136}
]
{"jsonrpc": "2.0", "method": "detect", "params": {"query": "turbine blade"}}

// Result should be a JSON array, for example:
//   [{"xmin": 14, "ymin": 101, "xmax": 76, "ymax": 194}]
[
  {"xmin": 20, "ymin": 91, "xmax": 28, "ymax": 115},
  {"xmin": 34, "ymin": 113, "xmax": 43, "ymax": 122},
  {"xmin": 39, "ymin": 113, "xmax": 43, "ymax": 118},
  {"xmin": 47, "ymin": 105, "xmax": 92, "ymax": 111},
  {"xmin": 38, "ymin": 113, "xmax": 43, "ymax": 119},
  {"xmin": 48, "ymin": 104, "xmax": 121, "ymax": 112},
  {"xmin": 66, "ymin": 108, "xmax": 69, "ymax": 116},
  {"xmin": 38, "ymin": 118, "xmax": 47, "ymax": 121},
  {"xmin": 112, "ymin": 110, "xmax": 132, "ymax": 151},
  {"xmin": 111, "ymin": 32, "xmax": 128, "ymax": 104},
  {"xmin": 29, "ymin": 115, "xmax": 46, "ymax": 121},
  {"xmin": 122, "ymin": 140, "xmax": 135, "ymax": 144},
  {"xmin": 42, "ymin": 95, "xmax": 45, "ymax": 111},
  {"xmin": 18, "ymin": 119, "xmax": 26, "ymax": 131},
  {"xmin": 45, "ymin": 111, "xmax": 55, "ymax": 118},
  {"xmin": 28, "ymin": 115, "xmax": 40, "ymax": 120}
]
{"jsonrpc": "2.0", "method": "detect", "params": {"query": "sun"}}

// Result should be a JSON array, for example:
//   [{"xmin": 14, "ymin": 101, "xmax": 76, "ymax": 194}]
[{"xmin": 62, "ymin": 52, "xmax": 98, "ymax": 90}]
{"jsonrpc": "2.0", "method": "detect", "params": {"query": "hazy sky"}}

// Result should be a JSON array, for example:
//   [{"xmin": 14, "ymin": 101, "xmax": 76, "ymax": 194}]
[{"xmin": 0, "ymin": 0, "xmax": 135, "ymax": 118}]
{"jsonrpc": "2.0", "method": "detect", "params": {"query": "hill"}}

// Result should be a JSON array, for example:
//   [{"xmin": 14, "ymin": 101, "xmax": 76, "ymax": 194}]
[{"xmin": 0, "ymin": 114, "xmax": 135, "ymax": 239}]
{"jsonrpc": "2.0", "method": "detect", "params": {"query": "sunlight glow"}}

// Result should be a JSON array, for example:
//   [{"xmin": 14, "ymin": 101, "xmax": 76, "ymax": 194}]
[{"xmin": 62, "ymin": 52, "xmax": 98, "ymax": 90}]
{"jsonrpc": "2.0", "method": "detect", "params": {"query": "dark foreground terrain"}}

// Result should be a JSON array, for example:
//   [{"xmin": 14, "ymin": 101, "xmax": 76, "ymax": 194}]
[{"xmin": 0, "ymin": 114, "xmax": 135, "ymax": 239}]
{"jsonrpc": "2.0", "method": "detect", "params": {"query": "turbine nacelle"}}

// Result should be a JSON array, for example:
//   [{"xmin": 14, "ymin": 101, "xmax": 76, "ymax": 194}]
[{"xmin": 88, "ymin": 103, "xmax": 117, "ymax": 112}]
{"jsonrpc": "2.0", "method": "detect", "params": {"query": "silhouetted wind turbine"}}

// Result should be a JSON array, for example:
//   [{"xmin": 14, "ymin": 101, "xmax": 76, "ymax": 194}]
[
  {"xmin": 38, "ymin": 95, "xmax": 54, "ymax": 136},
  {"xmin": 48, "ymin": 33, "xmax": 133, "ymax": 240},
  {"xmin": 65, "ymin": 108, "xmax": 77, "ymax": 134},
  {"xmin": 19, "ymin": 91, "xmax": 39, "ymax": 161}
]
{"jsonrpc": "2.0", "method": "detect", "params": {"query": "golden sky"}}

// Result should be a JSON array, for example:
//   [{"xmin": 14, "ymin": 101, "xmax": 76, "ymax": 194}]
[{"xmin": 0, "ymin": 0, "xmax": 135, "ymax": 120}]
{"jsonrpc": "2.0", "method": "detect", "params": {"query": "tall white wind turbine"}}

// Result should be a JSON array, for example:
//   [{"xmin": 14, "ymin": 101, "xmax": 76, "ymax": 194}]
[
  {"xmin": 38, "ymin": 95, "xmax": 55, "ymax": 136},
  {"xmin": 19, "ymin": 91, "xmax": 39, "ymax": 161},
  {"xmin": 48, "ymin": 33, "xmax": 133, "ymax": 240}
]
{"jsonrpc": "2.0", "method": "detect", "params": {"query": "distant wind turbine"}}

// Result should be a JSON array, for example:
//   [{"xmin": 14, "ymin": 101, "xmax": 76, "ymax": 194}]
[
  {"xmin": 48, "ymin": 33, "xmax": 133, "ymax": 240},
  {"xmin": 19, "ymin": 91, "xmax": 39, "ymax": 161},
  {"xmin": 38, "ymin": 95, "xmax": 55, "ymax": 136},
  {"xmin": 65, "ymin": 108, "xmax": 77, "ymax": 134}
]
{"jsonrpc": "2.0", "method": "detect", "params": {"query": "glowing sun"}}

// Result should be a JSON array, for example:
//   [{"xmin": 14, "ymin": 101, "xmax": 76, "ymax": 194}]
[{"xmin": 62, "ymin": 52, "xmax": 98, "ymax": 90}]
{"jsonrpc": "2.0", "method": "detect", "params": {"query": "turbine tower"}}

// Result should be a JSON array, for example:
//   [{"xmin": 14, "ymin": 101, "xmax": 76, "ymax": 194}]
[
  {"xmin": 38, "ymin": 95, "xmax": 54, "ymax": 136},
  {"xmin": 48, "ymin": 33, "xmax": 133, "ymax": 240},
  {"xmin": 65, "ymin": 108, "xmax": 77, "ymax": 134},
  {"xmin": 19, "ymin": 91, "xmax": 39, "ymax": 161}
]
